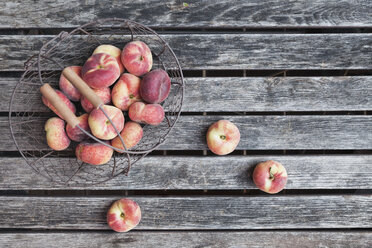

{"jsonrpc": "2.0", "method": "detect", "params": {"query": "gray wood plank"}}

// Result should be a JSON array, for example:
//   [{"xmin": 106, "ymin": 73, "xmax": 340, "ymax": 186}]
[
  {"xmin": 0, "ymin": 195, "xmax": 371, "ymax": 229},
  {"xmin": 1, "ymin": 231, "xmax": 371, "ymax": 248},
  {"xmin": 4, "ymin": 76, "xmax": 372, "ymax": 112},
  {"xmin": 1, "ymin": 34, "xmax": 371, "ymax": 70},
  {"xmin": 4, "ymin": 115, "xmax": 372, "ymax": 151},
  {"xmin": 1, "ymin": 0, "xmax": 371, "ymax": 28},
  {"xmin": 0, "ymin": 155, "xmax": 371, "ymax": 190}
]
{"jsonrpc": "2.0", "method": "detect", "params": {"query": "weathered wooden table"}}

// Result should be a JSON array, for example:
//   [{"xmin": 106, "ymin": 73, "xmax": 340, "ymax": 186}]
[{"xmin": 0, "ymin": 1, "xmax": 371, "ymax": 247}]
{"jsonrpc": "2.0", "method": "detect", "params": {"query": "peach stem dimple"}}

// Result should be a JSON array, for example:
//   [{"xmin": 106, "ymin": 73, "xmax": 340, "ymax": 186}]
[
  {"xmin": 269, "ymin": 167, "xmax": 275, "ymax": 180},
  {"xmin": 220, "ymin": 135, "xmax": 226, "ymax": 140},
  {"xmin": 120, "ymin": 212, "xmax": 125, "ymax": 219}
]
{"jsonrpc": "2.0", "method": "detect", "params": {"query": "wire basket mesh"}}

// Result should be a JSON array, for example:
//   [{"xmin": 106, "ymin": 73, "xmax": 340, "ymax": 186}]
[{"xmin": 9, "ymin": 19, "xmax": 184, "ymax": 186}]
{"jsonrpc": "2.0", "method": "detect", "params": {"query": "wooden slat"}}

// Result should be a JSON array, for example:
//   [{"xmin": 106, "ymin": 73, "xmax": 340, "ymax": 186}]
[
  {"xmin": 1, "ymin": 231, "xmax": 371, "ymax": 248},
  {"xmin": 0, "ymin": 195, "xmax": 371, "ymax": 229},
  {"xmin": 4, "ymin": 76, "xmax": 372, "ymax": 112},
  {"xmin": 1, "ymin": 0, "xmax": 371, "ymax": 28},
  {"xmin": 4, "ymin": 115, "xmax": 372, "ymax": 151},
  {"xmin": 1, "ymin": 34, "xmax": 371, "ymax": 70},
  {"xmin": 1, "ymin": 155, "xmax": 371, "ymax": 190}
]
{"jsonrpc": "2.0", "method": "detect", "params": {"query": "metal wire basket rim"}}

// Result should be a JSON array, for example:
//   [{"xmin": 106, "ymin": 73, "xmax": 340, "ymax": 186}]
[{"xmin": 9, "ymin": 18, "xmax": 185, "ymax": 185}]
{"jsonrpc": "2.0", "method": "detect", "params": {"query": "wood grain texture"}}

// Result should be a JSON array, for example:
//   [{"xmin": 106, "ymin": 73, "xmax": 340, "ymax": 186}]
[
  {"xmin": 4, "ymin": 115, "xmax": 372, "ymax": 151},
  {"xmin": 0, "ymin": 155, "xmax": 371, "ymax": 190},
  {"xmin": 4, "ymin": 76, "xmax": 372, "ymax": 112},
  {"xmin": 1, "ymin": 0, "xmax": 371, "ymax": 28},
  {"xmin": 1, "ymin": 34, "xmax": 371, "ymax": 70},
  {"xmin": 1, "ymin": 231, "xmax": 371, "ymax": 248},
  {"xmin": 0, "ymin": 195, "xmax": 371, "ymax": 229}
]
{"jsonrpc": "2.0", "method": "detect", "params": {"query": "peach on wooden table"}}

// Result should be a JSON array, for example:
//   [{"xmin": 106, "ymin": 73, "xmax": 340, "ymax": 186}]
[
  {"xmin": 42, "ymin": 90, "xmax": 76, "ymax": 119},
  {"xmin": 253, "ymin": 160, "xmax": 288, "ymax": 194},
  {"xmin": 128, "ymin": 101, "xmax": 164, "ymax": 126},
  {"xmin": 111, "ymin": 121, "xmax": 143, "ymax": 152},
  {"xmin": 121, "ymin": 41, "xmax": 152, "ymax": 76},
  {"xmin": 206, "ymin": 120, "xmax": 240, "ymax": 155},
  {"xmin": 107, "ymin": 198, "xmax": 141, "ymax": 232},
  {"xmin": 66, "ymin": 113, "xmax": 90, "ymax": 142},
  {"xmin": 88, "ymin": 105, "xmax": 125, "ymax": 140},
  {"xmin": 44, "ymin": 117, "xmax": 70, "ymax": 151},
  {"xmin": 81, "ymin": 87, "xmax": 111, "ymax": 113},
  {"xmin": 93, "ymin": 44, "xmax": 125, "ymax": 74},
  {"xmin": 75, "ymin": 141, "xmax": 113, "ymax": 165},
  {"xmin": 82, "ymin": 53, "xmax": 120, "ymax": 89},
  {"xmin": 140, "ymin": 69, "xmax": 171, "ymax": 104},
  {"xmin": 112, "ymin": 73, "xmax": 142, "ymax": 111},
  {"xmin": 59, "ymin": 66, "xmax": 82, "ymax": 101}
]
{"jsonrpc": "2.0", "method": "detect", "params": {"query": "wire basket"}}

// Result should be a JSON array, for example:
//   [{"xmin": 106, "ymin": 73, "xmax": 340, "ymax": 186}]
[{"xmin": 9, "ymin": 18, "xmax": 184, "ymax": 186}]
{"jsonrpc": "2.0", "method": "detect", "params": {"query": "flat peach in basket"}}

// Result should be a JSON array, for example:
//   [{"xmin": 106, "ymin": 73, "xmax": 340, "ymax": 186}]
[
  {"xmin": 82, "ymin": 53, "xmax": 120, "ymax": 89},
  {"xmin": 112, "ymin": 73, "xmax": 142, "ymax": 111},
  {"xmin": 121, "ymin": 40, "xmax": 152, "ymax": 76},
  {"xmin": 93, "ymin": 44, "xmax": 125, "ymax": 74}
]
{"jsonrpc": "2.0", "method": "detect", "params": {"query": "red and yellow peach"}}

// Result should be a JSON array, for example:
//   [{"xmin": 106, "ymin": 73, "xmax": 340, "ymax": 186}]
[
  {"xmin": 88, "ymin": 105, "xmax": 124, "ymax": 140},
  {"xmin": 206, "ymin": 120, "xmax": 240, "ymax": 155},
  {"xmin": 44, "ymin": 117, "xmax": 70, "ymax": 151},
  {"xmin": 121, "ymin": 41, "xmax": 152, "ymax": 76},
  {"xmin": 128, "ymin": 102, "xmax": 164, "ymax": 126},
  {"xmin": 111, "ymin": 121, "xmax": 143, "ymax": 152},
  {"xmin": 42, "ymin": 90, "xmax": 76, "ymax": 119},
  {"xmin": 75, "ymin": 141, "xmax": 113, "ymax": 165},
  {"xmin": 81, "ymin": 87, "xmax": 111, "ymax": 113},
  {"xmin": 66, "ymin": 113, "xmax": 90, "ymax": 142},
  {"xmin": 59, "ymin": 66, "xmax": 82, "ymax": 101},
  {"xmin": 112, "ymin": 73, "xmax": 142, "ymax": 111},
  {"xmin": 107, "ymin": 198, "xmax": 141, "ymax": 232},
  {"xmin": 93, "ymin": 44, "xmax": 125, "ymax": 74},
  {"xmin": 140, "ymin": 69, "xmax": 171, "ymax": 104},
  {"xmin": 252, "ymin": 160, "xmax": 288, "ymax": 194},
  {"xmin": 82, "ymin": 53, "xmax": 120, "ymax": 89}
]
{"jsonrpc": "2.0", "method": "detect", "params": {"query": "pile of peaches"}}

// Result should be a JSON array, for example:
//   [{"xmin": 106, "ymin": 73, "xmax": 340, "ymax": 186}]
[{"xmin": 43, "ymin": 41, "xmax": 171, "ymax": 165}]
